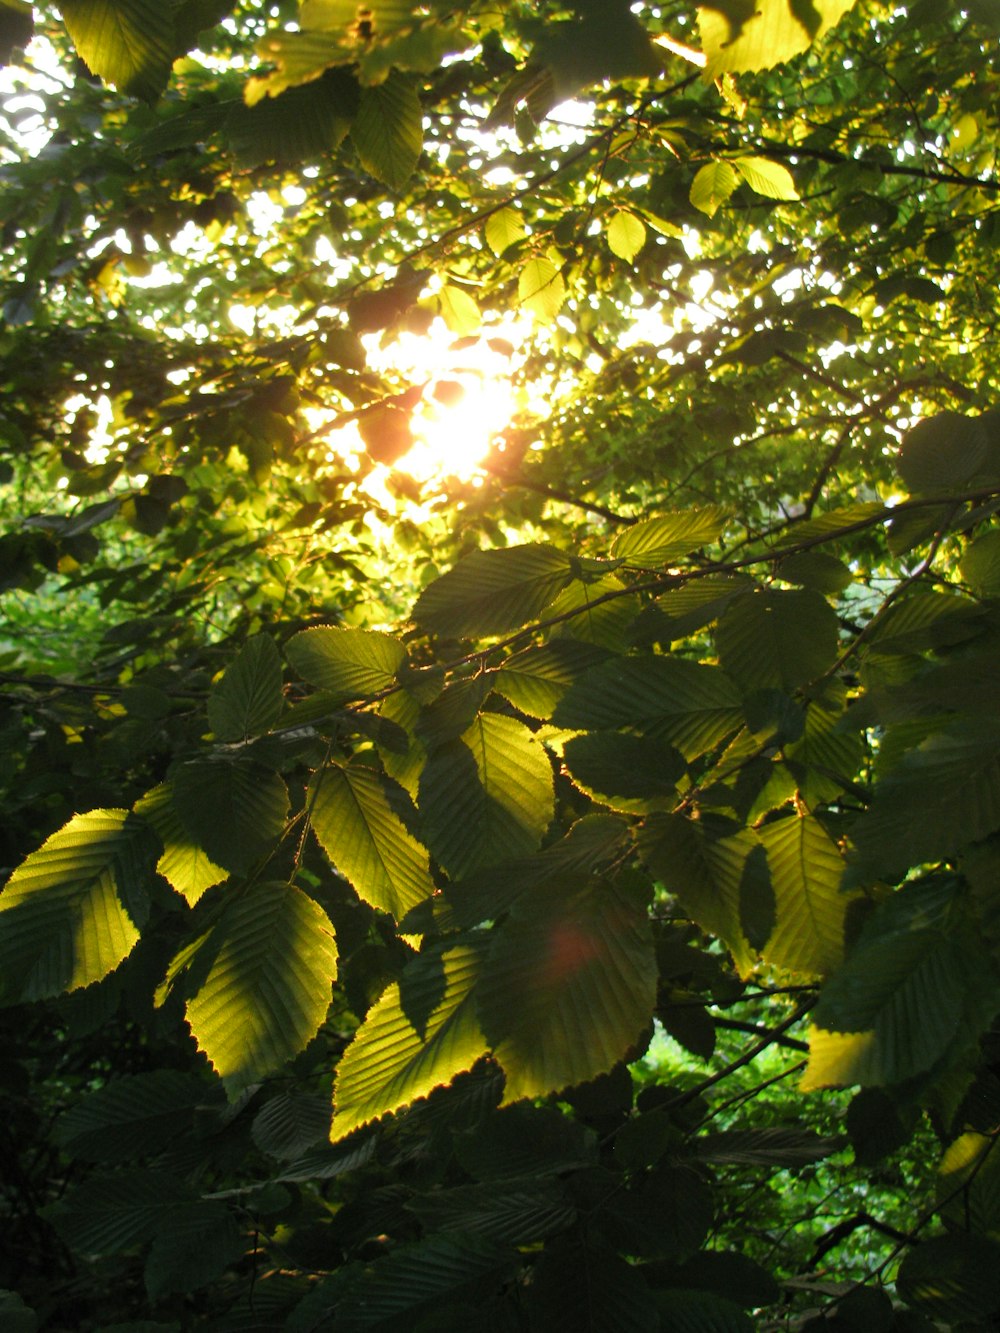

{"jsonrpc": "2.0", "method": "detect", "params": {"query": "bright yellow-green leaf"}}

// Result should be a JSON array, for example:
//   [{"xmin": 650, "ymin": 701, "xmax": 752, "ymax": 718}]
[
  {"xmin": 135, "ymin": 785, "xmax": 226, "ymax": 907},
  {"xmin": 331, "ymin": 943, "xmax": 487, "ymax": 1140},
  {"xmin": 698, "ymin": 0, "xmax": 858, "ymax": 79},
  {"xmin": 485, "ymin": 206, "xmax": 527, "ymax": 257},
  {"xmin": 518, "ymin": 257, "xmax": 566, "ymax": 321},
  {"xmin": 689, "ymin": 160, "xmax": 739, "ymax": 217},
  {"xmin": 732, "ymin": 156, "xmax": 799, "ymax": 201},
  {"xmin": 439, "ymin": 284, "xmax": 481, "ymax": 335},
  {"xmin": 800, "ymin": 1026, "xmax": 879, "ymax": 1090},
  {"xmin": 606, "ymin": 210, "xmax": 647, "ymax": 263},
  {"xmin": 351, "ymin": 69, "xmax": 423, "ymax": 190},
  {"xmin": 759, "ymin": 814, "xmax": 850, "ymax": 977},
  {"xmin": 61, "ymin": 0, "xmax": 174, "ymax": 101}
]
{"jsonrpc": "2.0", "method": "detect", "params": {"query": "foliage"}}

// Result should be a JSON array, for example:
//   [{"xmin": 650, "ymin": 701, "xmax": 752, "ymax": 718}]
[{"xmin": 3, "ymin": 0, "xmax": 1000, "ymax": 1328}]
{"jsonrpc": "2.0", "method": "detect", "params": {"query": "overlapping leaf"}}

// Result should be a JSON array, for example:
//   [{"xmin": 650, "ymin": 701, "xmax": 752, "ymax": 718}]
[
  {"xmin": 56, "ymin": 1071, "xmax": 221, "ymax": 1161},
  {"xmin": 0, "ymin": 810, "xmax": 155, "ymax": 1003},
  {"xmin": 759, "ymin": 814, "xmax": 850, "ymax": 976},
  {"xmin": 351, "ymin": 69, "xmax": 422, "ymax": 189},
  {"xmin": 61, "ymin": 0, "xmax": 175, "ymax": 101},
  {"xmin": 309, "ymin": 761, "xmax": 434, "ymax": 920},
  {"xmin": 286, "ymin": 625, "xmax": 404, "ymax": 702},
  {"xmin": 207, "ymin": 634, "xmax": 283, "ymax": 741},
  {"xmin": 611, "ymin": 508, "xmax": 727, "ymax": 568},
  {"xmin": 331, "ymin": 942, "xmax": 488, "ymax": 1140},
  {"xmin": 478, "ymin": 878, "xmax": 656, "ymax": 1102},
  {"xmin": 171, "ymin": 757, "xmax": 289, "ymax": 876},
  {"xmin": 413, "ymin": 543, "xmax": 575, "ymax": 638},
  {"xmin": 715, "ymin": 589, "xmax": 839, "ymax": 691},
  {"xmin": 135, "ymin": 784, "xmax": 227, "ymax": 906},
  {"xmin": 184, "ymin": 881, "xmax": 338, "ymax": 1094},
  {"xmin": 698, "ymin": 0, "xmax": 858, "ymax": 77}
]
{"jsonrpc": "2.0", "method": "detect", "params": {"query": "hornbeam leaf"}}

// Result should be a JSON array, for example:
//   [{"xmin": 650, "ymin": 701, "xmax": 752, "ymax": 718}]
[
  {"xmin": 607, "ymin": 210, "xmax": 647, "ymax": 263},
  {"xmin": 171, "ymin": 757, "xmax": 289, "ymax": 875},
  {"xmin": 485, "ymin": 206, "xmax": 527, "ymax": 256},
  {"xmin": 0, "ymin": 810, "xmax": 156, "ymax": 1004},
  {"xmin": 637, "ymin": 813, "xmax": 757, "ymax": 975},
  {"xmin": 135, "ymin": 784, "xmax": 227, "ymax": 906},
  {"xmin": 553, "ymin": 655, "xmax": 743, "ymax": 760},
  {"xmin": 418, "ymin": 713, "xmax": 555, "ymax": 879},
  {"xmin": 413, "ymin": 543, "xmax": 575, "ymax": 638},
  {"xmin": 351, "ymin": 69, "xmax": 422, "ymax": 190},
  {"xmin": 496, "ymin": 639, "xmax": 613, "ymax": 719},
  {"xmin": 438, "ymin": 283, "xmax": 480, "ymax": 334},
  {"xmin": 56, "ymin": 1071, "xmax": 222, "ymax": 1161},
  {"xmin": 698, "ymin": 0, "xmax": 858, "ymax": 78},
  {"xmin": 286, "ymin": 625, "xmax": 405, "ymax": 702},
  {"xmin": 61, "ymin": 0, "xmax": 174, "ymax": 101},
  {"xmin": 207, "ymin": 634, "xmax": 283, "ymax": 741},
  {"xmin": 226, "ymin": 69, "xmax": 357, "ymax": 166},
  {"xmin": 185, "ymin": 881, "xmax": 337, "ymax": 1095},
  {"xmin": 897, "ymin": 410, "xmax": 991, "ymax": 492},
  {"xmin": 938, "ymin": 1132, "xmax": 1000, "ymax": 1239},
  {"xmin": 732, "ymin": 156, "xmax": 799, "ymax": 200},
  {"xmin": 896, "ymin": 1234, "xmax": 1000, "ymax": 1323},
  {"xmin": 408, "ymin": 1175, "xmax": 576, "ymax": 1245},
  {"xmin": 331, "ymin": 942, "xmax": 488, "ymax": 1141},
  {"xmin": 478, "ymin": 878, "xmax": 656, "ymax": 1103},
  {"xmin": 50, "ymin": 1171, "xmax": 193, "ymax": 1254},
  {"xmin": 715, "ymin": 588, "xmax": 839, "ymax": 691},
  {"xmin": 144, "ymin": 1201, "xmax": 243, "ymax": 1301},
  {"xmin": 309, "ymin": 761, "xmax": 434, "ymax": 920},
  {"xmin": 689, "ymin": 160, "xmax": 738, "ymax": 217},
  {"xmin": 758, "ymin": 814, "xmax": 850, "ymax": 976},
  {"xmin": 0, "ymin": 0, "xmax": 32, "ymax": 64},
  {"xmin": 611, "ymin": 508, "xmax": 727, "ymax": 568},
  {"xmin": 518, "ymin": 256, "xmax": 566, "ymax": 320},
  {"xmin": 850, "ymin": 719, "xmax": 1000, "ymax": 878}
]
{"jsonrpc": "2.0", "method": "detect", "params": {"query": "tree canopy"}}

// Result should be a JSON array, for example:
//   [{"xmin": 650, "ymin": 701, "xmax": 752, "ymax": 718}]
[{"xmin": 3, "ymin": 0, "xmax": 1000, "ymax": 1328}]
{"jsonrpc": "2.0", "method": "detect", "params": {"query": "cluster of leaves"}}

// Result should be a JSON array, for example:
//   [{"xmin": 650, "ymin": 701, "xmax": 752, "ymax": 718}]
[{"xmin": 5, "ymin": 0, "xmax": 1000, "ymax": 1329}]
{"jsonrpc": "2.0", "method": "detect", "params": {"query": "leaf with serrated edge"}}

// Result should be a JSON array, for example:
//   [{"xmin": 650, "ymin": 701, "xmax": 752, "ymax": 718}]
[
  {"xmin": 732, "ymin": 156, "xmax": 799, "ymax": 200},
  {"xmin": 287, "ymin": 625, "xmax": 404, "ymax": 702},
  {"xmin": 207, "ymin": 635, "xmax": 283, "ymax": 741},
  {"xmin": 611, "ymin": 508, "xmax": 727, "ymax": 568},
  {"xmin": 0, "ymin": 809, "xmax": 155, "ymax": 1003},
  {"xmin": 352, "ymin": 69, "xmax": 422, "ymax": 190},
  {"xmin": 414, "ymin": 544, "xmax": 574, "ymax": 639},
  {"xmin": 331, "ymin": 942, "xmax": 487, "ymax": 1140},
  {"xmin": 439, "ymin": 284, "xmax": 480, "ymax": 334},
  {"xmin": 607, "ymin": 210, "xmax": 646, "ymax": 263},
  {"xmin": 61, "ymin": 0, "xmax": 174, "ymax": 101},
  {"xmin": 185, "ymin": 882, "xmax": 337, "ymax": 1095},
  {"xmin": 419, "ymin": 713, "xmax": 554, "ymax": 879},
  {"xmin": 690, "ymin": 160, "xmax": 738, "ymax": 216},
  {"xmin": 478, "ymin": 879, "xmax": 656, "ymax": 1103},
  {"xmin": 759, "ymin": 814, "xmax": 849, "ymax": 976},
  {"xmin": 699, "ymin": 0, "xmax": 857, "ymax": 78},
  {"xmin": 518, "ymin": 257, "xmax": 566, "ymax": 320},
  {"xmin": 310, "ymin": 762, "xmax": 434, "ymax": 920},
  {"xmin": 135, "ymin": 784, "xmax": 227, "ymax": 906},
  {"xmin": 485, "ymin": 206, "xmax": 526, "ymax": 256}
]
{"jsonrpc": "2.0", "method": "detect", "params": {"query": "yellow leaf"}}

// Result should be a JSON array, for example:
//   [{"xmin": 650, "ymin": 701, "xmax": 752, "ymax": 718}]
[
  {"xmin": 607, "ymin": 210, "xmax": 647, "ymax": 263},
  {"xmin": 518, "ymin": 257, "xmax": 566, "ymax": 321},
  {"xmin": 439, "ymin": 284, "xmax": 481, "ymax": 335}
]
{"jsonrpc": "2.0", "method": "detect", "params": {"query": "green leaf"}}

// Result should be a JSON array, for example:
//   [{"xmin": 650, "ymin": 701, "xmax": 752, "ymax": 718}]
[
  {"xmin": 61, "ymin": 0, "xmax": 174, "ymax": 101},
  {"xmin": 408, "ymin": 1175, "xmax": 576, "ymax": 1244},
  {"xmin": 484, "ymin": 206, "xmax": 526, "ymax": 256},
  {"xmin": 0, "ymin": 0, "xmax": 32, "ymax": 64},
  {"xmin": 694, "ymin": 1126, "xmax": 841, "ymax": 1166},
  {"xmin": 758, "ymin": 814, "xmax": 850, "ymax": 976},
  {"xmin": 698, "ymin": 0, "xmax": 858, "ymax": 78},
  {"xmin": 805, "ymin": 879, "xmax": 998, "ymax": 1087},
  {"xmin": 252, "ymin": 1090, "xmax": 331, "ymax": 1159},
  {"xmin": 352, "ymin": 69, "xmax": 422, "ymax": 190},
  {"xmin": 418, "ymin": 713, "xmax": 554, "ymax": 879},
  {"xmin": 607, "ymin": 210, "xmax": 647, "ymax": 263},
  {"xmin": 438, "ymin": 284, "xmax": 480, "ymax": 334},
  {"xmin": 171, "ymin": 757, "xmax": 289, "ymax": 876},
  {"xmin": 0, "ymin": 810, "xmax": 155, "ymax": 1004},
  {"xmin": 50, "ymin": 1171, "xmax": 193, "ymax": 1254},
  {"xmin": 518, "ymin": 256, "xmax": 566, "ymax": 320},
  {"xmin": 478, "ymin": 878, "xmax": 656, "ymax": 1103},
  {"xmin": 961, "ymin": 529, "xmax": 1000, "ymax": 595},
  {"xmin": 334, "ymin": 1233, "xmax": 515, "ymax": 1327},
  {"xmin": 850, "ymin": 719, "xmax": 1000, "ymax": 879},
  {"xmin": 610, "ymin": 509, "xmax": 727, "ymax": 568},
  {"xmin": 778, "ymin": 551, "xmax": 853, "ymax": 593},
  {"xmin": 226, "ymin": 69, "xmax": 358, "ymax": 166},
  {"xmin": 0, "ymin": 1289, "xmax": 36, "ymax": 1333},
  {"xmin": 331, "ymin": 942, "xmax": 488, "ymax": 1140},
  {"xmin": 286, "ymin": 625, "xmax": 405, "ymax": 702},
  {"xmin": 896, "ymin": 1234, "xmax": 1000, "ymax": 1323},
  {"xmin": 637, "ymin": 814, "xmax": 757, "ymax": 975},
  {"xmin": 715, "ymin": 588, "xmax": 839, "ymax": 691},
  {"xmin": 144, "ymin": 1202, "xmax": 243, "ymax": 1301},
  {"xmin": 309, "ymin": 761, "xmax": 434, "ymax": 920},
  {"xmin": 562, "ymin": 731, "xmax": 685, "ymax": 808},
  {"xmin": 495, "ymin": 639, "xmax": 613, "ymax": 720},
  {"xmin": 526, "ymin": 1242, "xmax": 659, "ymax": 1333},
  {"xmin": 184, "ymin": 881, "xmax": 337, "ymax": 1095},
  {"xmin": 207, "ymin": 634, "xmax": 283, "ymax": 741},
  {"xmin": 689, "ymin": 161, "xmax": 738, "ymax": 217},
  {"xmin": 897, "ymin": 411, "xmax": 993, "ymax": 492},
  {"xmin": 56, "ymin": 1071, "xmax": 221, "ymax": 1161},
  {"xmin": 658, "ymin": 1290, "xmax": 753, "ymax": 1333},
  {"xmin": 245, "ymin": 29, "xmax": 343, "ymax": 103},
  {"xmin": 413, "ymin": 543, "xmax": 575, "ymax": 638},
  {"xmin": 552, "ymin": 655, "xmax": 743, "ymax": 761},
  {"xmin": 938, "ymin": 1132, "xmax": 1000, "ymax": 1238},
  {"xmin": 134, "ymin": 784, "xmax": 227, "ymax": 907},
  {"xmin": 731, "ymin": 156, "xmax": 799, "ymax": 200}
]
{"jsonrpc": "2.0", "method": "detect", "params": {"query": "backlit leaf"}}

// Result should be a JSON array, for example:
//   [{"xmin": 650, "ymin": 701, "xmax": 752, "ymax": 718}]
[
  {"xmin": 611, "ymin": 508, "xmax": 727, "ymax": 568},
  {"xmin": 698, "ymin": 0, "xmax": 858, "ymax": 78},
  {"xmin": 485, "ymin": 206, "xmax": 526, "ymax": 256},
  {"xmin": 715, "ymin": 588, "xmax": 839, "ymax": 691},
  {"xmin": 518, "ymin": 256, "xmax": 566, "ymax": 320},
  {"xmin": 731, "ymin": 156, "xmax": 798, "ymax": 200},
  {"xmin": 184, "ymin": 881, "xmax": 338, "ymax": 1094},
  {"xmin": 207, "ymin": 634, "xmax": 283, "ymax": 741},
  {"xmin": 759, "ymin": 814, "xmax": 850, "ymax": 976},
  {"xmin": 690, "ymin": 160, "xmax": 738, "ymax": 217},
  {"xmin": 478, "ymin": 878, "xmax": 656, "ymax": 1102},
  {"xmin": 0, "ymin": 810, "xmax": 155, "ymax": 1003},
  {"xmin": 607, "ymin": 210, "xmax": 647, "ymax": 263},
  {"xmin": 352, "ymin": 69, "xmax": 422, "ymax": 189},
  {"xmin": 309, "ymin": 761, "xmax": 434, "ymax": 920},
  {"xmin": 61, "ymin": 0, "xmax": 174, "ymax": 101},
  {"xmin": 438, "ymin": 283, "xmax": 480, "ymax": 334},
  {"xmin": 135, "ymin": 784, "xmax": 227, "ymax": 907},
  {"xmin": 413, "ymin": 543, "xmax": 575, "ymax": 638},
  {"xmin": 331, "ymin": 941, "xmax": 488, "ymax": 1140},
  {"xmin": 171, "ymin": 758, "xmax": 289, "ymax": 876},
  {"xmin": 286, "ymin": 625, "xmax": 404, "ymax": 702},
  {"xmin": 419, "ymin": 713, "xmax": 554, "ymax": 878}
]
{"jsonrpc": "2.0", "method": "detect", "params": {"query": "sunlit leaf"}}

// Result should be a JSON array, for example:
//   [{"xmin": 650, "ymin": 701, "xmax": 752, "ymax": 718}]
[
  {"xmin": 309, "ymin": 761, "xmax": 434, "ymax": 920},
  {"xmin": 731, "ymin": 156, "xmax": 799, "ymax": 200},
  {"xmin": 184, "ymin": 881, "xmax": 338, "ymax": 1094},
  {"xmin": 352, "ymin": 69, "xmax": 422, "ymax": 189},
  {"xmin": 438, "ymin": 283, "xmax": 481, "ymax": 334},
  {"xmin": 698, "ymin": 0, "xmax": 858, "ymax": 78},
  {"xmin": 485, "ymin": 206, "xmax": 526, "ymax": 256},
  {"xmin": 759, "ymin": 814, "xmax": 850, "ymax": 976},
  {"xmin": 207, "ymin": 634, "xmax": 284, "ymax": 741},
  {"xmin": 331, "ymin": 941, "xmax": 488, "ymax": 1140},
  {"xmin": 689, "ymin": 160, "xmax": 738, "ymax": 216},
  {"xmin": 0, "ymin": 810, "xmax": 155, "ymax": 1004},
  {"xmin": 413, "ymin": 543, "xmax": 575, "ymax": 638},
  {"xmin": 611, "ymin": 508, "xmax": 727, "ymax": 568},
  {"xmin": 171, "ymin": 758, "xmax": 289, "ymax": 876},
  {"xmin": 286, "ymin": 625, "xmax": 404, "ymax": 702},
  {"xmin": 61, "ymin": 0, "xmax": 174, "ymax": 101},
  {"xmin": 518, "ymin": 256, "xmax": 566, "ymax": 320},
  {"xmin": 607, "ymin": 210, "xmax": 647, "ymax": 263},
  {"xmin": 135, "ymin": 784, "xmax": 227, "ymax": 907}
]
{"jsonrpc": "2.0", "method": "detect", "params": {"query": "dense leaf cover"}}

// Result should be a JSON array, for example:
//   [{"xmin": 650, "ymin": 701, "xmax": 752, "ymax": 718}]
[{"xmin": 2, "ymin": 0, "xmax": 1000, "ymax": 1327}]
